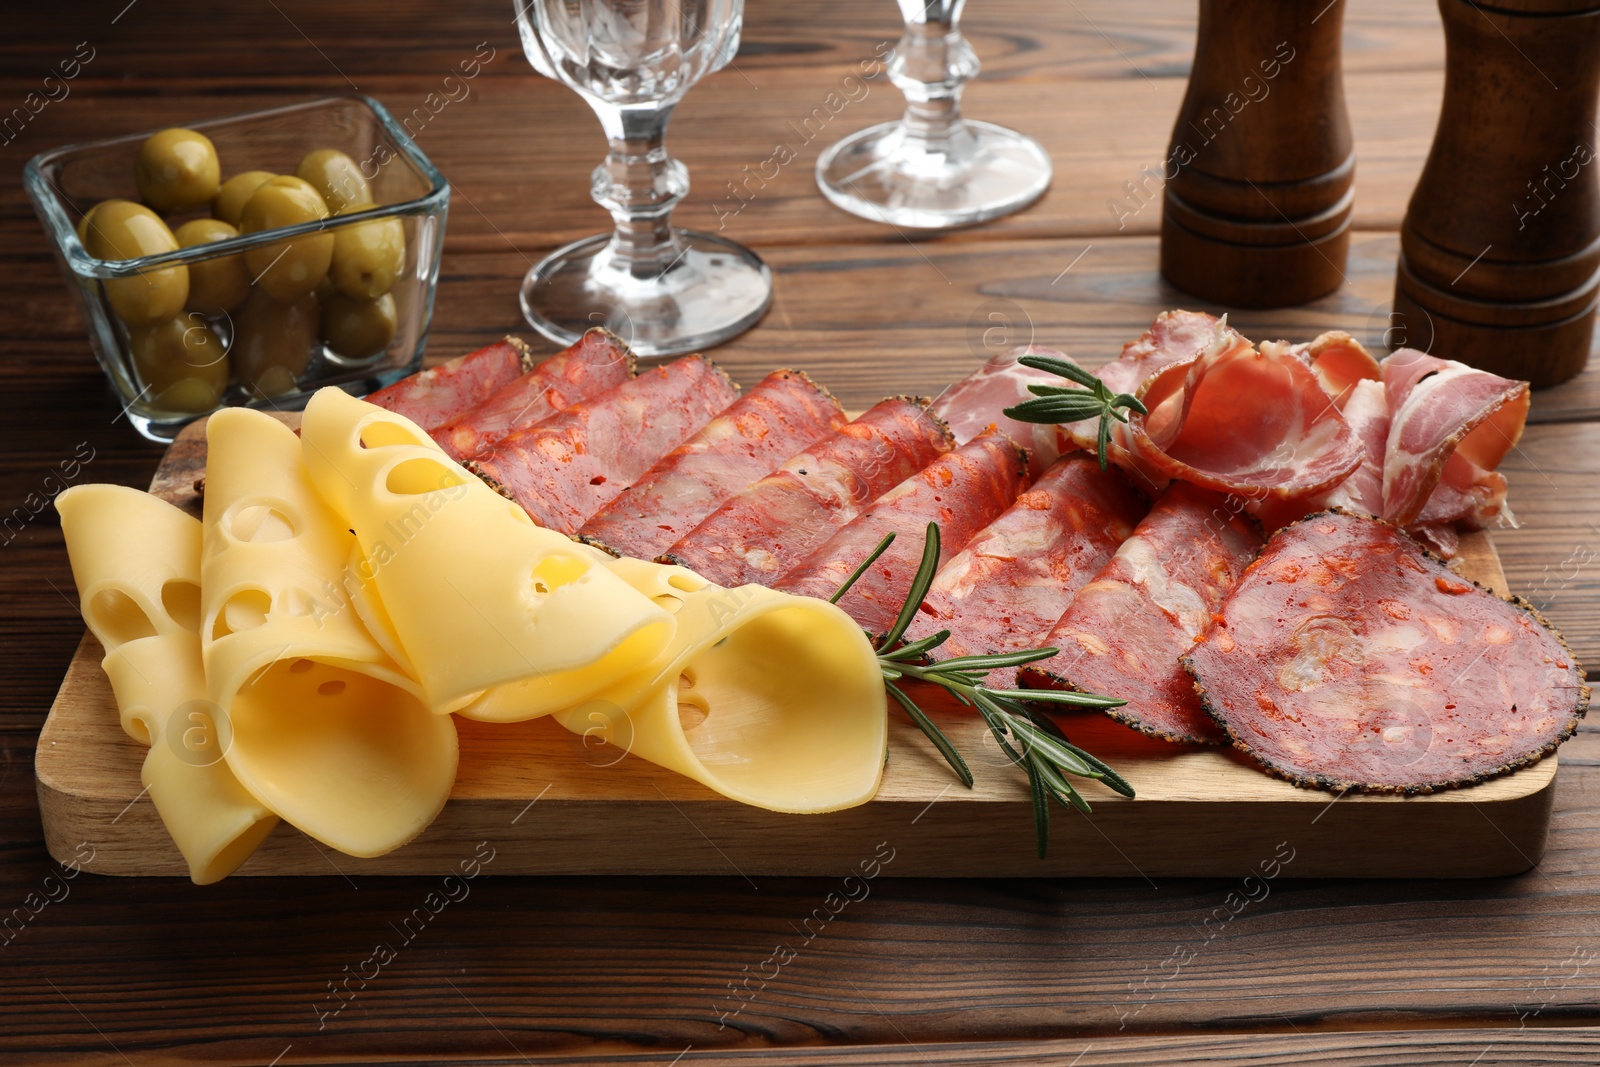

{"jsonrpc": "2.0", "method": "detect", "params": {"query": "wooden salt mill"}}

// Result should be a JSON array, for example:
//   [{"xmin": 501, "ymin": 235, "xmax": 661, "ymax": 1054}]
[
  {"xmin": 1160, "ymin": 0, "xmax": 1353, "ymax": 308},
  {"xmin": 1393, "ymin": 0, "xmax": 1600, "ymax": 388}
]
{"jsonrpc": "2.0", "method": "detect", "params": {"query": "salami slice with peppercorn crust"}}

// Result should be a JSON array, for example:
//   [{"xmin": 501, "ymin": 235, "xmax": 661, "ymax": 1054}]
[
  {"xmin": 366, "ymin": 336, "xmax": 533, "ymax": 432},
  {"xmin": 577, "ymin": 369, "xmax": 848, "ymax": 559},
  {"xmin": 467, "ymin": 355, "xmax": 739, "ymax": 535},
  {"xmin": 903, "ymin": 453, "xmax": 1149, "ymax": 672},
  {"xmin": 660, "ymin": 398, "xmax": 953, "ymax": 587},
  {"xmin": 1182, "ymin": 510, "xmax": 1588, "ymax": 794},
  {"xmin": 1020, "ymin": 482, "xmax": 1263, "ymax": 744},
  {"xmin": 775, "ymin": 428, "xmax": 1029, "ymax": 635},
  {"xmin": 432, "ymin": 329, "xmax": 634, "ymax": 460}
]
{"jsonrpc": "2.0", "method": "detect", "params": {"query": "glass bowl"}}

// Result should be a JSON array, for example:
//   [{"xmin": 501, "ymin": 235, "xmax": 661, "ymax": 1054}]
[{"xmin": 24, "ymin": 96, "xmax": 449, "ymax": 442}]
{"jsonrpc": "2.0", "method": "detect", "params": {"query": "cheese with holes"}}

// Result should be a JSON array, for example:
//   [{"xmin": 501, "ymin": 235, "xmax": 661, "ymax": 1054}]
[
  {"xmin": 201, "ymin": 408, "xmax": 457, "ymax": 859},
  {"xmin": 299, "ymin": 387, "xmax": 676, "ymax": 718},
  {"xmin": 56, "ymin": 483, "xmax": 278, "ymax": 884},
  {"xmin": 554, "ymin": 556, "xmax": 887, "ymax": 813}
]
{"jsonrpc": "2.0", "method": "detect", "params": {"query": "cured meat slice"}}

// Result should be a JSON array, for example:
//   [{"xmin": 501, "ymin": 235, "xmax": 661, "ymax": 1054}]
[
  {"xmin": 1381, "ymin": 349, "xmax": 1529, "ymax": 527},
  {"xmin": 467, "ymin": 356, "xmax": 738, "ymax": 534},
  {"xmin": 366, "ymin": 337, "xmax": 532, "ymax": 432},
  {"xmin": 432, "ymin": 329, "xmax": 634, "ymax": 460},
  {"xmin": 577, "ymin": 370, "xmax": 847, "ymax": 559},
  {"xmin": 1021, "ymin": 482, "xmax": 1263, "ymax": 743},
  {"xmin": 931, "ymin": 347, "xmax": 1074, "ymax": 465},
  {"xmin": 903, "ymin": 454, "xmax": 1148, "ymax": 673},
  {"xmin": 1125, "ymin": 323, "xmax": 1366, "ymax": 500},
  {"xmin": 1285, "ymin": 330, "xmax": 1381, "ymax": 405},
  {"xmin": 774, "ymin": 429, "xmax": 1029, "ymax": 634},
  {"xmin": 660, "ymin": 398, "xmax": 952, "ymax": 587},
  {"xmin": 1184, "ymin": 511, "xmax": 1588, "ymax": 793},
  {"xmin": 1249, "ymin": 376, "xmax": 1390, "ymax": 533}
]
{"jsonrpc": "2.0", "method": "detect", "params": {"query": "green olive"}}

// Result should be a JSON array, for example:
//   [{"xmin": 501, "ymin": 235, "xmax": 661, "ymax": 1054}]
[
  {"xmin": 135, "ymin": 128, "xmax": 221, "ymax": 215},
  {"xmin": 329, "ymin": 208, "xmax": 406, "ymax": 299},
  {"xmin": 212, "ymin": 170, "xmax": 275, "ymax": 227},
  {"xmin": 75, "ymin": 199, "xmax": 135, "ymax": 245},
  {"xmin": 128, "ymin": 314, "xmax": 229, "ymax": 413},
  {"xmin": 239, "ymin": 176, "xmax": 334, "ymax": 302},
  {"xmin": 295, "ymin": 149, "xmax": 370, "ymax": 216},
  {"xmin": 233, "ymin": 287, "xmax": 319, "ymax": 397},
  {"xmin": 320, "ymin": 291, "xmax": 397, "ymax": 361},
  {"xmin": 84, "ymin": 201, "xmax": 190, "ymax": 327},
  {"xmin": 174, "ymin": 218, "xmax": 250, "ymax": 316}
]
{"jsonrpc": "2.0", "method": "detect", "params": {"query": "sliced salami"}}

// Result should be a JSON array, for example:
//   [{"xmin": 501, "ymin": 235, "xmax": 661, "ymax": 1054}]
[
  {"xmin": 1381, "ymin": 349, "xmax": 1530, "ymax": 527},
  {"xmin": 1021, "ymin": 482, "xmax": 1263, "ymax": 744},
  {"xmin": 931, "ymin": 347, "xmax": 1075, "ymax": 465},
  {"xmin": 467, "ymin": 355, "xmax": 739, "ymax": 534},
  {"xmin": 366, "ymin": 336, "xmax": 533, "ymax": 432},
  {"xmin": 432, "ymin": 329, "xmax": 634, "ymax": 460},
  {"xmin": 577, "ymin": 370, "xmax": 847, "ymax": 559},
  {"xmin": 1184, "ymin": 511, "xmax": 1587, "ymax": 793},
  {"xmin": 659, "ymin": 398, "xmax": 953, "ymax": 587},
  {"xmin": 903, "ymin": 453, "xmax": 1149, "ymax": 672},
  {"xmin": 774, "ymin": 429, "xmax": 1029, "ymax": 634}
]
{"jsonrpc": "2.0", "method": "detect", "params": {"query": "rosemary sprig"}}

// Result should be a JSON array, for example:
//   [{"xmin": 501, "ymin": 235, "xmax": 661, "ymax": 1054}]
[
  {"xmin": 1000, "ymin": 354, "xmax": 1147, "ymax": 471},
  {"xmin": 833, "ymin": 521, "xmax": 1136, "ymax": 857}
]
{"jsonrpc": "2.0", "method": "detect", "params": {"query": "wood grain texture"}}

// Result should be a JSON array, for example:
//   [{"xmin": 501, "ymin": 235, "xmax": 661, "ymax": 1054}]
[{"xmin": 6, "ymin": 0, "xmax": 1600, "ymax": 1061}]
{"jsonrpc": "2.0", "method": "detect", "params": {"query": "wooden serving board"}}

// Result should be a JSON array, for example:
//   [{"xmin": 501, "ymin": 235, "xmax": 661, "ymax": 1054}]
[{"xmin": 35, "ymin": 416, "xmax": 1557, "ymax": 879}]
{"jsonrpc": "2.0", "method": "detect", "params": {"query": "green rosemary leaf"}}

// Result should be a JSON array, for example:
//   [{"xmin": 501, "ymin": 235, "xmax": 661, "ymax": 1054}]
[
  {"xmin": 934, "ymin": 648, "xmax": 1060, "ymax": 671},
  {"xmin": 1025, "ymin": 383, "xmax": 1085, "ymax": 398},
  {"xmin": 831, "ymin": 531, "xmax": 896, "ymax": 605},
  {"xmin": 1113, "ymin": 392, "xmax": 1149, "ymax": 415},
  {"xmin": 1029, "ymin": 759, "xmax": 1051, "ymax": 858},
  {"xmin": 885, "ymin": 681, "xmax": 973, "ymax": 788},
  {"xmin": 982, "ymin": 686, "xmax": 1128, "ymax": 708},
  {"xmin": 880, "ymin": 522, "xmax": 940, "ymax": 651},
  {"xmin": 1096, "ymin": 416, "xmax": 1113, "ymax": 471},
  {"xmin": 1003, "ymin": 395, "xmax": 1109, "ymax": 424},
  {"xmin": 1037, "ymin": 761, "xmax": 1093, "ymax": 814},
  {"xmin": 883, "ymin": 629, "xmax": 951, "ymax": 661},
  {"xmin": 1060, "ymin": 738, "xmax": 1136, "ymax": 798},
  {"xmin": 1018, "ymin": 353, "xmax": 1102, "ymax": 389}
]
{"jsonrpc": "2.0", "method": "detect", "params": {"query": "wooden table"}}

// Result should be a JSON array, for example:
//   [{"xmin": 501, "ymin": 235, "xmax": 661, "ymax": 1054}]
[{"xmin": 5, "ymin": 1, "xmax": 1600, "ymax": 1062}]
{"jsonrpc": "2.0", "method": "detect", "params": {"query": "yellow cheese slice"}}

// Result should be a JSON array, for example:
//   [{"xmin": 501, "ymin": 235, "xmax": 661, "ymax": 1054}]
[
  {"xmin": 554, "ymin": 557, "xmax": 887, "ymax": 813},
  {"xmin": 298, "ymin": 387, "xmax": 675, "ymax": 717},
  {"xmin": 202, "ymin": 408, "xmax": 457, "ymax": 858},
  {"xmin": 56, "ymin": 483, "xmax": 278, "ymax": 884}
]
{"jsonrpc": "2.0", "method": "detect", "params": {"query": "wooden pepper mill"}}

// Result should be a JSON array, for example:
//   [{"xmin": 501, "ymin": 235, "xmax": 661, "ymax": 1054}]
[
  {"xmin": 1393, "ymin": 0, "xmax": 1600, "ymax": 389},
  {"xmin": 1159, "ymin": 0, "xmax": 1353, "ymax": 308}
]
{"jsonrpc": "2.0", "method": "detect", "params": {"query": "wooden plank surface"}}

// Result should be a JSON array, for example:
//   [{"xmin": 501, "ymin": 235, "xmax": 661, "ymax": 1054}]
[{"xmin": 6, "ymin": 0, "xmax": 1600, "ymax": 1061}]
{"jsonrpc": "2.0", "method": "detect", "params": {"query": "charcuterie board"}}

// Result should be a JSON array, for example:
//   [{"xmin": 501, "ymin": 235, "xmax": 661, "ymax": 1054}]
[{"xmin": 36, "ymin": 414, "xmax": 1557, "ymax": 879}]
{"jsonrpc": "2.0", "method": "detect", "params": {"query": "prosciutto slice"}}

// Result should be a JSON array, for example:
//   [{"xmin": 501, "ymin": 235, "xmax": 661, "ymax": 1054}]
[
  {"xmin": 931, "ymin": 347, "xmax": 1075, "ymax": 465},
  {"xmin": 660, "ymin": 399, "xmax": 953, "ymax": 587},
  {"xmin": 577, "ymin": 370, "xmax": 846, "ymax": 560},
  {"xmin": 432, "ymin": 329, "xmax": 634, "ymax": 460},
  {"xmin": 1381, "ymin": 349, "xmax": 1530, "ymax": 527},
  {"xmin": 1020, "ymin": 482, "xmax": 1262, "ymax": 744},
  {"xmin": 1185, "ymin": 511, "xmax": 1587, "ymax": 793},
  {"xmin": 467, "ymin": 356, "xmax": 739, "ymax": 534},
  {"xmin": 902, "ymin": 454, "xmax": 1148, "ymax": 675},
  {"xmin": 774, "ymin": 429, "xmax": 1029, "ymax": 634},
  {"xmin": 366, "ymin": 337, "xmax": 533, "ymax": 433}
]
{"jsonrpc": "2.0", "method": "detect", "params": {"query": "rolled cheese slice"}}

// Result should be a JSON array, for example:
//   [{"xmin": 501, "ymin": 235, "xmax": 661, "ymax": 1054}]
[
  {"xmin": 299, "ymin": 387, "xmax": 675, "ymax": 717},
  {"xmin": 202, "ymin": 408, "xmax": 457, "ymax": 858},
  {"xmin": 56, "ymin": 483, "xmax": 278, "ymax": 884},
  {"xmin": 555, "ymin": 557, "xmax": 888, "ymax": 813}
]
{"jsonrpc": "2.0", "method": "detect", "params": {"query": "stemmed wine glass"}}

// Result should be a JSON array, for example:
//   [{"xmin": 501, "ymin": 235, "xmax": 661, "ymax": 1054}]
[
  {"xmin": 514, "ymin": 0, "xmax": 772, "ymax": 357},
  {"xmin": 816, "ymin": 0, "xmax": 1052, "ymax": 229}
]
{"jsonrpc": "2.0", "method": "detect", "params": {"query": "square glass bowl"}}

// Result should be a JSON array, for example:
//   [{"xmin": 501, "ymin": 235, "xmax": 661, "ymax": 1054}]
[{"xmin": 24, "ymin": 96, "xmax": 448, "ymax": 442}]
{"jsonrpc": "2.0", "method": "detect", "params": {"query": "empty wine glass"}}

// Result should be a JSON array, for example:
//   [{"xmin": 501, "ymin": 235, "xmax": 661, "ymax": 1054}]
[
  {"xmin": 514, "ymin": 0, "xmax": 772, "ymax": 356},
  {"xmin": 816, "ymin": 0, "xmax": 1052, "ymax": 229}
]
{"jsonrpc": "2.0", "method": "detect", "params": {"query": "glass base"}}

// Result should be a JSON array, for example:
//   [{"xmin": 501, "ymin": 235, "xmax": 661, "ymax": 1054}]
[
  {"xmin": 520, "ymin": 230, "xmax": 773, "ymax": 358},
  {"xmin": 815, "ymin": 119, "xmax": 1052, "ymax": 230}
]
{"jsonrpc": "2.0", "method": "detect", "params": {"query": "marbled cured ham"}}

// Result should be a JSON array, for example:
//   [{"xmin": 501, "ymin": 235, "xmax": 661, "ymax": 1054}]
[
  {"xmin": 660, "ymin": 399, "xmax": 953, "ymax": 587},
  {"xmin": 577, "ymin": 370, "xmax": 847, "ymax": 559},
  {"xmin": 1184, "ymin": 511, "xmax": 1587, "ymax": 793},
  {"xmin": 432, "ymin": 329, "xmax": 634, "ymax": 460},
  {"xmin": 467, "ymin": 356, "xmax": 738, "ymax": 535},
  {"xmin": 1020, "ymin": 482, "xmax": 1262, "ymax": 744},
  {"xmin": 903, "ymin": 454, "xmax": 1148, "ymax": 672},
  {"xmin": 774, "ymin": 429, "xmax": 1029, "ymax": 635},
  {"xmin": 931, "ymin": 348, "xmax": 1075, "ymax": 465},
  {"xmin": 366, "ymin": 337, "xmax": 532, "ymax": 433},
  {"xmin": 1380, "ymin": 349, "xmax": 1530, "ymax": 527}
]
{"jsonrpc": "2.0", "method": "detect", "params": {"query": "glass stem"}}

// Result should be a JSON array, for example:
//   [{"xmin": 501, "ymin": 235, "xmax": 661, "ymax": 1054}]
[
  {"xmin": 889, "ymin": 14, "xmax": 980, "ymax": 158},
  {"xmin": 590, "ymin": 103, "xmax": 688, "ymax": 281}
]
